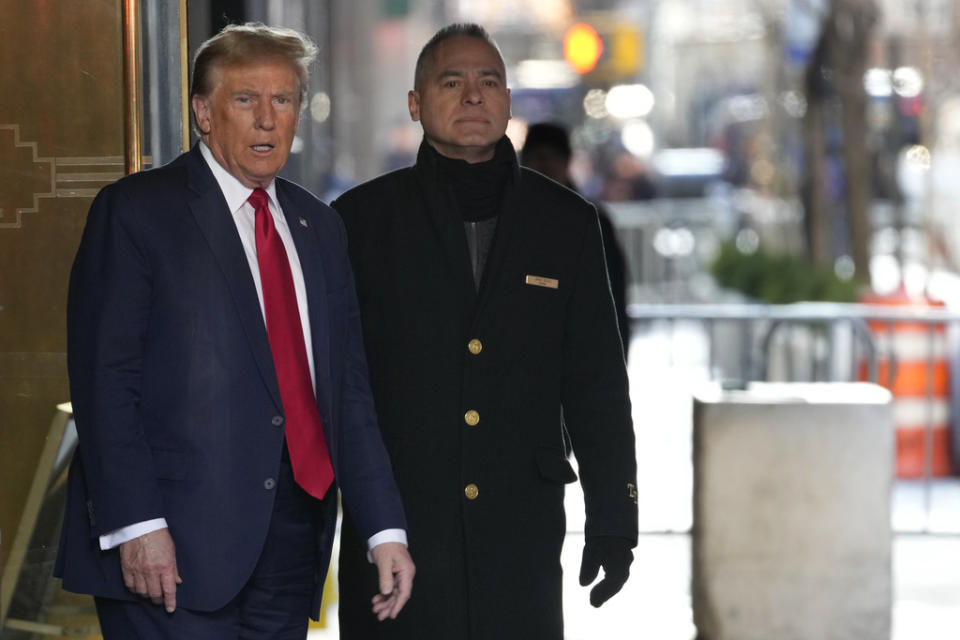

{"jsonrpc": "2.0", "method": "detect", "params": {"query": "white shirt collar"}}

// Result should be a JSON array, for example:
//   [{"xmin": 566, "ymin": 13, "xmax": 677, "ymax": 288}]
[{"xmin": 198, "ymin": 141, "xmax": 280, "ymax": 213}]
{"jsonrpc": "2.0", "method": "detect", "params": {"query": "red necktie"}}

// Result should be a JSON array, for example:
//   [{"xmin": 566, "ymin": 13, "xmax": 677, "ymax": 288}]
[{"xmin": 249, "ymin": 187, "xmax": 334, "ymax": 500}]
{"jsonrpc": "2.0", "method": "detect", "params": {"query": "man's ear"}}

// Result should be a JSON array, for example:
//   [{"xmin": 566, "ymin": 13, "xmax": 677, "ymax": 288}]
[
  {"xmin": 408, "ymin": 90, "xmax": 421, "ymax": 122},
  {"xmin": 192, "ymin": 95, "xmax": 211, "ymax": 135},
  {"xmin": 507, "ymin": 87, "xmax": 512, "ymax": 119}
]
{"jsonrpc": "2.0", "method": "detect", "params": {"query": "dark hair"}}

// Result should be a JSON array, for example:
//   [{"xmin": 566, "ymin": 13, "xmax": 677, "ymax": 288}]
[
  {"xmin": 413, "ymin": 23, "xmax": 504, "ymax": 90},
  {"xmin": 190, "ymin": 22, "xmax": 317, "ymax": 132},
  {"xmin": 521, "ymin": 122, "xmax": 572, "ymax": 163}
]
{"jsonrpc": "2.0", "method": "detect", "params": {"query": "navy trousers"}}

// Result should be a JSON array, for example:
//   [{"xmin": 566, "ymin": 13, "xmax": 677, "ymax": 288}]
[{"xmin": 95, "ymin": 451, "xmax": 325, "ymax": 639}]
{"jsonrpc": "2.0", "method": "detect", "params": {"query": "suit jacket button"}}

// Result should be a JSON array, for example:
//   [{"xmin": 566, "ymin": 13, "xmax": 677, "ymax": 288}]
[
  {"xmin": 464, "ymin": 483, "xmax": 479, "ymax": 500},
  {"xmin": 467, "ymin": 339, "xmax": 483, "ymax": 355},
  {"xmin": 264, "ymin": 478, "xmax": 276, "ymax": 490},
  {"xmin": 464, "ymin": 410, "xmax": 480, "ymax": 426},
  {"xmin": 272, "ymin": 415, "xmax": 284, "ymax": 427}
]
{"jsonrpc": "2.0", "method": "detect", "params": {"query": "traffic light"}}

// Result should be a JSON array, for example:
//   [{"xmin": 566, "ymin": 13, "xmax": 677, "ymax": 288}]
[
  {"xmin": 564, "ymin": 22, "xmax": 604, "ymax": 74},
  {"xmin": 563, "ymin": 20, "xmax": 644, "ymax": 81}
]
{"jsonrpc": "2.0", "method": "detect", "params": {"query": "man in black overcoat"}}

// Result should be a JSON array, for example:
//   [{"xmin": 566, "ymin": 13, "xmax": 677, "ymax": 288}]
[{"xmin": 332, "ymin": 23, "xmax": 638, "ymax": 639}]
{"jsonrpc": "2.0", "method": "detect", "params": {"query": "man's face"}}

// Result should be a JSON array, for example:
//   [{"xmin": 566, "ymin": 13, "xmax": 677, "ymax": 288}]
[
  {"xmin": 192, "ymin": 58, "xmax": 300, "ymax": 188},
  {"xmin": 409, "ymin": 36, "xmax": 511, "ymax": 164}
]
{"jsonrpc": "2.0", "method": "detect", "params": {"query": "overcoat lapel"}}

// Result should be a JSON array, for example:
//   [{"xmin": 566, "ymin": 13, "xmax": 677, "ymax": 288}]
[
  {"xmin": 474, "ymin": 161, "xmax": 523, "ymax": 317},
  {"xmin": 414, "ymin": 146, "xmax": 478, "ymax": 313},
  {"xmin": 276, "ymin": 184, "xmax": 333, "ymax": 423},
  {"xmin": 411, "ymin": 138, "xmax": 527, "ymax": 324},
  {"xmin": 183, "ymin": 147, "xmax": 283, "ymax": 412}
]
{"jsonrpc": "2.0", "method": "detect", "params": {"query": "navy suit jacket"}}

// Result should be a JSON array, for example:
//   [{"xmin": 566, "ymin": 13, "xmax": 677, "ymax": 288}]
[{"xmin": 55, "ymin": 146, "xmax": 405, "ymax": 617}]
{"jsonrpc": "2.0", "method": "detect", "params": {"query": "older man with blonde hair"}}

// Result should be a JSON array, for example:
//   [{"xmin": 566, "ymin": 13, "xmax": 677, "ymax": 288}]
[{"xmin": 56, "ymin": 23, "xmax": 413, "ymax": 638}]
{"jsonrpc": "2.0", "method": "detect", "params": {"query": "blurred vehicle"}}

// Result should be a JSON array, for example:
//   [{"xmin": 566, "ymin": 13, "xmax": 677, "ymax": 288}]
[{"xmin": 650, "ymin": 147, "xmax": 728, "ymax": 198}]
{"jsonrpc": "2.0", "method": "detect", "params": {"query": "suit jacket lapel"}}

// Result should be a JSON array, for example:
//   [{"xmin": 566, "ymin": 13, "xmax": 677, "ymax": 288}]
[
  {"xmin": 276, "ymin": 184, "xmax": 333, "ymax": 422},
  {"xmin": 183, "ymin": 147, "xmax": 283, "ymax": 412}
]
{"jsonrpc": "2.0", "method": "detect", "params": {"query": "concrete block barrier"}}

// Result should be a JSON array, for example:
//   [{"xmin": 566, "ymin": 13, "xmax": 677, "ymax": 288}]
[{"xmin": 692, "ymin": 382, "xmax": 893, "ymax": 640}]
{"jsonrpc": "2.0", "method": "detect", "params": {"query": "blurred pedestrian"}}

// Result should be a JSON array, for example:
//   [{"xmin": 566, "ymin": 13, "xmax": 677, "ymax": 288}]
[{"xmin": 522, "ymin": 122, "xmax": 632, "ymax": 351}]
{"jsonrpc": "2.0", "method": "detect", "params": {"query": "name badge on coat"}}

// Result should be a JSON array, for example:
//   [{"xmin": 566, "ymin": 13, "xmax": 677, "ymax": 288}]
[{"xmin": 525, "ymin": 274, "xmax": 559, "ymax": 289}]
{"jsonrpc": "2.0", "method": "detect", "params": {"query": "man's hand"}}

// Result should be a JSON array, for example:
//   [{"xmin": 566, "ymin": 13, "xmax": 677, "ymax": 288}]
[
  {"xmin": 578, "ymin": 536, "xmax": 634, "ymax": 607},
  {"xmin": 119, "ymin": 528, "xmax": 182, "ymax": 613},
  {"xmin": 369, "ymin": 541, "xmax": 415, "ymax": 621}
]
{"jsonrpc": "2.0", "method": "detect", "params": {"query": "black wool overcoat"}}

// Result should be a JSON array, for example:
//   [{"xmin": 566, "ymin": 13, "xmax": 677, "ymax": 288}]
[{"xmin": 332, "ymin": 139, "xmax": 638, "ymax": 640}]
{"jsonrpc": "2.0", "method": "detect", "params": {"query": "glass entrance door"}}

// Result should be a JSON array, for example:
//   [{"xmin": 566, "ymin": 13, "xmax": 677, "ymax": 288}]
[{"xmin": 0, "ymin": 2, "xmax": 186, "ymax": 636}]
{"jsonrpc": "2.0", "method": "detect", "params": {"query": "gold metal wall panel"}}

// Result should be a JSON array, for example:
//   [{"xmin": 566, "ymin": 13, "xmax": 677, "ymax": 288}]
[{"xmin": 0, "ymin": 0, "xmax": 124, "ymax": 591}]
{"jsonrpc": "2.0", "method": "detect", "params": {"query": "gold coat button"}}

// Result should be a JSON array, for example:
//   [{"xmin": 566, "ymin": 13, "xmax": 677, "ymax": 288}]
[
  {"xmin": 464, "ymin": 410, "xmax": 480, "ymax": 426},
  {"xmin": 464, "ymin": 483, "xmax": 479, "ymax": 500},
  {"xmin": 468, "ymin": 339, "xmax": 483, "ymax": 355}
]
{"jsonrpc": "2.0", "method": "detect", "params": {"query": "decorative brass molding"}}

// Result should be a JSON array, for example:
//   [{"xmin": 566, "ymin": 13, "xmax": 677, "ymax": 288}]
[
  {"xmin": 0, "ymin": 124, "xmax": 55, "ymax": 229},
  {"xmin": 55, "ymin": 156, "xmax": 125, "ymax": 198},
  {"xmin": 0, "ymin": 124, "xmax": 127, "ymax": 229}
]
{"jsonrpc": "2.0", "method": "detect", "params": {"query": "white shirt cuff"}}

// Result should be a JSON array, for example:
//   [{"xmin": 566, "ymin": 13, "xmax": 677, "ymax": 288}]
[
  {"xmin": 99, "ymin": 518, "xmax": 168, "ymax": 550},
  {"xmin": 366, "ymin": 528, "xmax": 408, "ymax": 563}
]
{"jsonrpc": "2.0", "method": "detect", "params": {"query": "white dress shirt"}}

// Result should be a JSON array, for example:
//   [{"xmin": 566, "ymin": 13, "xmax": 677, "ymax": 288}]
[{"xmin": 99, "ymin": 143, "xmax": 405, "ymax": 557}]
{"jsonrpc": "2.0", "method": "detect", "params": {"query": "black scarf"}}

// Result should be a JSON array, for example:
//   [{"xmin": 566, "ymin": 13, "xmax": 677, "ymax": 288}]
[
  {"xmin": 429, "ymin": 139, "xmax": 513, "ymax": 222},
  {"xmin": 420, "ymin": 137, "xmax": 517, "ymax": 289}
]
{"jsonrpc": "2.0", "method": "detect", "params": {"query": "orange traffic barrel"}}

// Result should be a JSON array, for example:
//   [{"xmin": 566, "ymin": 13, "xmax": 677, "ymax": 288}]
[{"xmin": 860, "ymin": 288, "xmax": 954, "ymax": 478}]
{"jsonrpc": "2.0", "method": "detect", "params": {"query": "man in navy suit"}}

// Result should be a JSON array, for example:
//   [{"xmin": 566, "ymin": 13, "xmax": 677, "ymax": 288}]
[{"xmin": 55, "ymin": 23, "xmax": 414, "ymax": 638}]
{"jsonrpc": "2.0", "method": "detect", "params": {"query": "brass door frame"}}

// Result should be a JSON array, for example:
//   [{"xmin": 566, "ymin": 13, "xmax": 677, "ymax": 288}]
[
  {"xmin": 123, "ymin": 0, "xmax": 190, "ymax": 174},
  {"xmin": 179, "ymin": 0, "xmax": 189, "ymax": 153},
  {"xmin": 122, "ymin": 0, "xmax": 143, "ymax": 173},
  {"xmin": 0, "ymin": 1, "xmax": 188, "ymax": 627}
]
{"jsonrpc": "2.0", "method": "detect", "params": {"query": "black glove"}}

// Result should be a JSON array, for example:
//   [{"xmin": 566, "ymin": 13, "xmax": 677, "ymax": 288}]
[{"xmin": 578, "ymin": 536, "xmax": 634, "ymax": 608}]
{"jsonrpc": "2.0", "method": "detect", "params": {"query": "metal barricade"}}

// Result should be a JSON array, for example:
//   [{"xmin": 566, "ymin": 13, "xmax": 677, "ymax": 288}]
[{"xmin": 628, "ymin": 301, "xmax": 960, "ymax": 532}]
